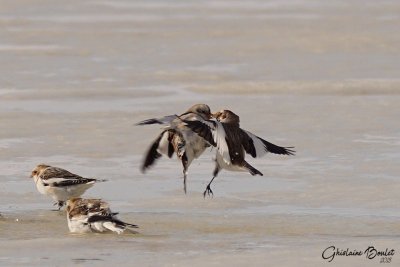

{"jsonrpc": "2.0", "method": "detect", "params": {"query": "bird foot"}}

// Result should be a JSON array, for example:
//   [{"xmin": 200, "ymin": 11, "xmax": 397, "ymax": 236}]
[
  {"xmin": 57, "ymin": 201, "xmax": 65, "ymax": 210},
  {"xmin": 203, "ymin": 184, "xmax": 214, "ymax": 198}
]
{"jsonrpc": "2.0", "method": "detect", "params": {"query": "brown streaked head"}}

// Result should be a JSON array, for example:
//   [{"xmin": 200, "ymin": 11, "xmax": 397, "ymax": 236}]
[
  {"xmin": 30, "ymin": 164, "xmax": 51, "ymax": 178},
  {"xmin": 66, "ymin": 198, "xmax": 82, "ymax": 217},
  {"xmin": 212, "ymin": 110, "xmax": 240, "ymax": 125}
]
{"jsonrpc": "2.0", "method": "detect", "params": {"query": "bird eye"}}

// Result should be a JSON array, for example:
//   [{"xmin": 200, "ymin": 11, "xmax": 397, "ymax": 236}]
[{"xmin": 33, "ymin": 171, "xmax": 37, "ymax": 174}]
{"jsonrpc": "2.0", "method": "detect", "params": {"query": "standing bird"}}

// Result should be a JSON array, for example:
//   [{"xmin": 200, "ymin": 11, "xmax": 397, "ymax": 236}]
[
  {"xmin": 183, "ymin": 110, "xmax": 295, "ymax": 197},
  {"xmin": 30, "ymin": 164, "xmax": 106, "ymax": 210},
  {"xmin": 137, "ymin": 104, "xmax": 213, "ymax": 193},
  {"xmin": 66, "ymin": 198, "xmax": 138, "ymax": 234}
]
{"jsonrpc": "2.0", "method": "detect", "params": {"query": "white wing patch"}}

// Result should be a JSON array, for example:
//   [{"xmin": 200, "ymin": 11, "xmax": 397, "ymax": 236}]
[
  {"xmin": 244, "ymin": 130, "xmax": 268, "ymax": 157},
  {"xmin": 157, "ymin": 131, "xmax": 170, "ymax": 155},
  {"xmin": 42, "ymin": 177, "xmax": 95, "ymax": 186},
  {"xmin": 39, "ymin": 177, "xmax": 65, "ymax": 185},
  {"xmin": 102, "ymin": 221, "xmax": 124, "ymax": 234},
  {"xmin": 212, "ymin": 121, "xmax": 231, "ymax": 165}
]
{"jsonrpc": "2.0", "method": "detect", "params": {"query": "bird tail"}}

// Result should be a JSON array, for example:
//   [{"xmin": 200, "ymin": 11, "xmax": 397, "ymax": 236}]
[{"xmin": 243, "ymin": 161, "xmax": 263, "ymax": 176}]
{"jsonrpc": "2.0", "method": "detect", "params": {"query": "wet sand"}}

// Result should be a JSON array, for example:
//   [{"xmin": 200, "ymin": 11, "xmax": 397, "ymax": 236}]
[{"xmin": 1, "ymin": 0, "xmax": 400, "ymax": 266}]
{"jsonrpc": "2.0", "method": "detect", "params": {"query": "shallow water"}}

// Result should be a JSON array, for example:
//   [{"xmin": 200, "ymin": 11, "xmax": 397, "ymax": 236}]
[{"xmin": 1, "ymin": 0, "xmax": 400, "ymax": 266}]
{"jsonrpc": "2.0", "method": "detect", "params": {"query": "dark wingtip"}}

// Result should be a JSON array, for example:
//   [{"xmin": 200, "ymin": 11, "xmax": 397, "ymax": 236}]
[
  {"xmin": 125, "ymin": 223, "xmax": 139, "ymax": 228},
  {"xmin": 283, "ymin": 147, "xmax": 296, "ymax": 156},
  {"xmin": 135, "ymin": 118, "xmax": 162, "ymax": 126},
  {"xmin": 140, "ymin": 165, "xmax": 147, "ymax": 174}
]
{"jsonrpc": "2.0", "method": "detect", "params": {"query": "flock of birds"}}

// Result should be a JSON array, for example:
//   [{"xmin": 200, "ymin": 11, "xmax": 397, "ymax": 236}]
[{"xmin": 29, "ymin": 104, "xmax": 295, "ymax": 234}]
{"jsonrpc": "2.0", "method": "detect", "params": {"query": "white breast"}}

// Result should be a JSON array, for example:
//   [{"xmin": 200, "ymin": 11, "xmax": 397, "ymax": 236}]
[
  {"xmin": 33, "ymin": 176, "xmax": 48, "ymax": 195},
  {"xmin": 216, "ymin": 153, "xmax": 247, "ymax": 172}
]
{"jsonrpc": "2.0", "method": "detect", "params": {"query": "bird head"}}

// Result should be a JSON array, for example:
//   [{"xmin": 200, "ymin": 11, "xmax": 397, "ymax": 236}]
[
  {"xmin": 30, "ymin": 164, "xmax": 50, "ymax": 178},
  {"xmin": 186, "ymin": 104, "xmax": 212, "ymax": 120},
  {"xmin": 212, "ymin": 110, "xmax": 240, "ymax": 125}
]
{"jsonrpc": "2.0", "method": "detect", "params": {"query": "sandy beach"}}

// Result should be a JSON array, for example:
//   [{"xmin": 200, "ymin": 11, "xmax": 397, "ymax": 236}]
[{"xmin": 1, "ymin": 0, "xmax": 400, "ymax": 266}]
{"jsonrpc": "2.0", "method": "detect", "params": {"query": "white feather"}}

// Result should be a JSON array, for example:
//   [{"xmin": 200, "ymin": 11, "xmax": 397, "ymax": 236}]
[
  {"xmin": 102, "ymin": 221, "xmax": 124, "ymax": 234},
  {"xmin": 244, "ymin": 130, "xmax": 268, "ymax": 157},
  {"xmin": 157, "ymin": 131, "xmax": 170, "ymax": 155},
  {"xmin": 211, "ymin": 121, "xmax": 231, "ymax": 165},
  {"xmin": 67, "ymin": 215, "xmax": 92, "ymax": 233}
]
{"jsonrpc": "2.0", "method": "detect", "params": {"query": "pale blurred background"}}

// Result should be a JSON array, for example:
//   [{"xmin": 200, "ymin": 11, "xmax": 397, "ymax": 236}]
[{"xmin": 1, "ymin": 1, "xmax": 399, "ymax": 266}]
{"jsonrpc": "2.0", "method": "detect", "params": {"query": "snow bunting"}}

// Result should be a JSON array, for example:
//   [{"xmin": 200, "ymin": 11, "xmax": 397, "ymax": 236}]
[
  {"xmin": 137, "ymin": 104, "xmax": 213, "ymax": 193},
  {"xmin": 183, "ymin": 109, "xmax": 295, "ymax": 197},
  {"xmin": 66, "ymin": 198, "xmax": 138, "ymax": 234},
  {"xmin": 30, "ymin": 164, "xmax": 106, "ymax": 210}
]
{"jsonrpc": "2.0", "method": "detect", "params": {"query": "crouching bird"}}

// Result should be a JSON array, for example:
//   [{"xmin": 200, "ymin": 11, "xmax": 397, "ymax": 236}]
[{"xmin": 66, "ymin": 198, "xmax": 138, "ymax": 234}]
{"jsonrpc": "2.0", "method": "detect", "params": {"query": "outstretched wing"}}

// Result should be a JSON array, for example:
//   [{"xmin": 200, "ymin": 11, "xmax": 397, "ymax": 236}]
[
  {"xmin": 183, "ymin": 120, "xmax": 231, "ymax": 164},
  {"xmin": 141, "ymin": 130, "xmax": 174, "ymax": 172},
  {"xmin": 136, "ymin": 115, "xmax": 179, "ymax": 126},
  {"xmin": 242, "ymin": 130, "xmax": 295, "ymax": 157},
  {"xmin": 181, "ymin": 120, "xmax": 216, "ymax": 146}
]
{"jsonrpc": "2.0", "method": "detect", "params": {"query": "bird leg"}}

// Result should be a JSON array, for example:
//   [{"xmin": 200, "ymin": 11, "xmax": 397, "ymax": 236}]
[
  {"xmin": 57, "ymin": 201, "xmax": 65, "ymax": 210},
  {"xmin": 52, "ymin": 201, "xmax": 65, "ymax": 211},
  {"xmin": 181, "ymin": 153, "xmax": 188, "ymax": 194},
  {"xmin": 203, "ymin": 177, "xmax": 215, "ymax": 198},
  {"xmin": 183, "ymin": 171, "xmax": 187, "ymax": 194},
  {"xmin": 203, "ymin": 164, "xmax": 220, "ymax": 198}
]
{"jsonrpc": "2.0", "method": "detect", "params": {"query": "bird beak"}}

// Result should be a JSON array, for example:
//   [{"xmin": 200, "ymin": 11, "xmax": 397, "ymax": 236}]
[
  {"xmin": 211, "ymin": 112, "xmax": 220, "ymax": 119},
  {"xmin": 29, "ymin": 174, "xmax": 33, "ymax": 178}
]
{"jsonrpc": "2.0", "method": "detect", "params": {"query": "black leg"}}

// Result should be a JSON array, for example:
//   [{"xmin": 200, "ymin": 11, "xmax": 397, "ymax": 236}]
[
  {"xmin": 181, "ymin": 154, "xmax": 188, "ymax": 194},
  {"xmin": 203, "ymin": 177, "xmax": 215, "ymax": 198},
  {"xmin": 183, "ymin": 170, "xmax": 187, "ymax": 194},
  {"xmin": 203, "ymin": 164, "xmax": 220, "ymax": 198},
  {"xmin": 57, "ymin": 201, "xmax": 65, "ymax": 210}
]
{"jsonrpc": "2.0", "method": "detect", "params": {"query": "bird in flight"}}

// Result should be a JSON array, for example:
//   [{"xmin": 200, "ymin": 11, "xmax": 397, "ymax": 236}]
[
  {"xmin": 183, "ymin": 109, "xmax": 295, "ymax": 197},
  {"xmin": 137, "ymin": 104, "xmax": 213, "ymax": 193}
]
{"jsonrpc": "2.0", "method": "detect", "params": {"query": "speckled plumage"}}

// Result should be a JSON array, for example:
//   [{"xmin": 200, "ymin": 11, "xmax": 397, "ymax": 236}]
[
  {"xmin": 66, "ymin": 198, "xmax": 138, "ymax": 234},
  {"xmin": 30, "ymin": 164, "xmax": 106, "ymax": 209}
]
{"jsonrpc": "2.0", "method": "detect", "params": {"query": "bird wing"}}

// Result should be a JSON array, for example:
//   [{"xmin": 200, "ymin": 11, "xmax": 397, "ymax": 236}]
[
  {"xmin": 242, "ymin": 130, "xmax": 295, "ymax": 157},
  {"xmin": 40, "ymin": 167, "xmax": 83, "ymax": 180},
  {"xmin": 183, "ymin": 120, "xmax": 231, "ymax": 164},
  {"xmin": 137, "ymin": 112, "xmax": 203, "ymax": 129},
  {"xmin": 87, "ymin": 214, "xmax": 138, "ymax": 228},
  {"xmin": 76, "ymin": 199, "xmax": 113, "ymax": 217},
  {"xmin": 136, "ymin": 115, "xmax": 179, "ymax": 126},
  {"xmin": 39, "ymin": 167, "xmax": 100, "ymax": 187},
  {"xmin": 141, "ymin": 130, "xmax": 174, "ymax": 172},
  {"xmin": 43, "ymin": 177, "xmax": 97, "ymax": 187}
]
